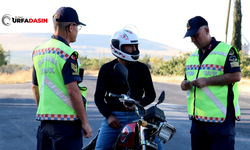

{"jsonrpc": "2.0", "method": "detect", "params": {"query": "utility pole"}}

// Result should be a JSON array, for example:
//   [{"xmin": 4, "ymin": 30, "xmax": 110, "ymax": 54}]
[
  {"xmin": 225, "ymin": 0, "xmax": 231, "ymax": 43},
  {"xmin": 242, "ymin": 35, "xmax": 250, "ymax": 54},
  {"xmin": 7, "ymin": 50, "xmax": 10, "ymax": 64}
]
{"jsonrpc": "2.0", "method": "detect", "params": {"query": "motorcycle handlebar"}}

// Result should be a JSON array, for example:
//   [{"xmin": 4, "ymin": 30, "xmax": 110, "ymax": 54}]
[
  {"xmin": 108, "ymin": 93, "xmax": 123, "ymax": 98},
  {"xmin": 108, "ymin": 93, "xmax": 135, "ymax": 103},
  {"xmin": 138, "ymin": 119, "xmax": 158, "ymax": 129},
  {"xmin": 108, "ymin": 92, "xmax": 144, "ymax": 110}
]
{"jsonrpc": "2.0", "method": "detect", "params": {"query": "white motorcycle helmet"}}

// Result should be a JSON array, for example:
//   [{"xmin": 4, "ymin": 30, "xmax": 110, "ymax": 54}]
[{"xmin": 110, "ymin": 25, "xmax": 140, "ymax": 62}]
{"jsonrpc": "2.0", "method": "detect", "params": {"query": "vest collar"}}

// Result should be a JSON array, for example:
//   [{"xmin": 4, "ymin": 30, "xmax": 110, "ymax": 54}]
[
  {"xmin": 51, "ymin": 35, "xmax": 70, "ymax": 47},
  {"xmin": 198, "ymin": 37, "xmax": 220, "ymax": 63}
]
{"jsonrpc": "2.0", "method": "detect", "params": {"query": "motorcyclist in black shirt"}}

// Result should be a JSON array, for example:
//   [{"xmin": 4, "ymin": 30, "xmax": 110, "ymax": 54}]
[{"xmin": 94, "ymin": 25, "xmax": 164, "ymax": 150}]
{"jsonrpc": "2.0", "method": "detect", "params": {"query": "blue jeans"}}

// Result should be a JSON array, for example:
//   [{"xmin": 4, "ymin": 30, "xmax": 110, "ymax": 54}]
[{"xmin": 95, "ymin": 111, "xmax": 164, "ymax": 150}]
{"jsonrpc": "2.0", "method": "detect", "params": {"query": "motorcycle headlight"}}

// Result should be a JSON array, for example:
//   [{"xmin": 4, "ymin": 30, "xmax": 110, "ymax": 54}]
[{"xmin": 155, "ymin": 122, "xmax": 176, "ymax": 142}]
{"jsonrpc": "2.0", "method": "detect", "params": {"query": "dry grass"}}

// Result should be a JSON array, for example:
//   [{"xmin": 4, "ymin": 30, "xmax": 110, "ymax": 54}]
[
  {"xmin": 0, "ymin": 69, "xmax": 32, "ymax": 84},
  {"xmin": 238, "ymin": 78, "xmax": 250, "ymax": 93},
  {"xmin": 84, "ymin": 70, "xmax": 99, "ymax": 76},
  {"xmin": 0, "ymin": 69, "xmax": 249, "ymax": 93},
  {"xmin": 0, "ymin": 69, "xmax": 100, "ymax": 84},
  {"xmin": 152, "ymin": 75, "xmax": 183, "ymax": 84}
]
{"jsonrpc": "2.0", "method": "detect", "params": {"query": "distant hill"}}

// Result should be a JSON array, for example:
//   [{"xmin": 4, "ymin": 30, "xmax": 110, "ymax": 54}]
[{"xmin": 0, "ymin": 33, "xmax": 182, "ymax": 66}]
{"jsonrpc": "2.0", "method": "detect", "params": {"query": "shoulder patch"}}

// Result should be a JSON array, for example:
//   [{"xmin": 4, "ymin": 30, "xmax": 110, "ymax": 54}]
[
  {"xmin": 229, "ymin": 49, "xmax": 235, "ymax": 55},
  {"xmin": 71, "ymin": 63, "xmax": 79, "ymax": 75},
  {"xmin": 229, "ymin": 55, "xmax": 238, "ymax": 62},
  {"xmin": 71, "ymin": 55, "xmax": 77, "ymax": 60},
  {"xmin": 230, "ymin": 62, "xmax": 240, "ymax": 68}
]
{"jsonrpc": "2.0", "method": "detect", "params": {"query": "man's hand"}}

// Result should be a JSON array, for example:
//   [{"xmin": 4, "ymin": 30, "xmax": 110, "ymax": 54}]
[
  {"xmin": 181, "ymin": 80, "xmax": 193, "ymax": 91},
  {"xmin": 125, "ymin": 105, "xmax": 135, "ymax": 111},
  {"xmin": 191, "ymin": 78, "xmax": 207, "ymax": 88},
  {"xmin": 32, "ymin": 84, "xmax": 40, "ymax": 106},
  {"xmin": 125, "ymin": 101, "xmax": 140, "ymax": 111},
  {"xmin": 66, "ymin": 81, "xmax": 93, "ymax": 138},
  {"xmin": 107, "ymin": 115, "xmax": 122, "ymax": 129},
  {"xmin": 82, "ymin": 123, "xmax": 93, "ymax": 138},
  {"xmin": 191, "ymin": 72, "xmax": 241, "ymax": 88}
]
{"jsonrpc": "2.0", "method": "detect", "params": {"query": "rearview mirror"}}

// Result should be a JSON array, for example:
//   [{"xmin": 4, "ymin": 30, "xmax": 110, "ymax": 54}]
[
  {"xmin": 114, "ymin": 63, "xmax": 128, "ymax": 84},
  {"xmin": 156, "ymin": 91, "xmax": 165, "ymax": 106},
  {"xmin": 113, "ymin": 63, "xmax": 131, "ymax": 96}
]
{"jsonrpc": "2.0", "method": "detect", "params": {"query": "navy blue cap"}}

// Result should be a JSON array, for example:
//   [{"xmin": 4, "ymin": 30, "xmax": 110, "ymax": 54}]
[
  {"xmin": 53, "ymin": 7, "xmax": 86, "ymax": 26},
  {"xmin": 184, "ymin": 16, "xmax": 208, "ymax": 38}
]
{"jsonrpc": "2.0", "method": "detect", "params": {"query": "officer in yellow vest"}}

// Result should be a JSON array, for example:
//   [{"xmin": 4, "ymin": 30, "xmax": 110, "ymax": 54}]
[
  {"xmin": 181, "ymin": 16, "xmax": 241, "ymax": 150},
  {"xmin": 32, "ymin": 7, "xmax": 92, "ymax": 150}
]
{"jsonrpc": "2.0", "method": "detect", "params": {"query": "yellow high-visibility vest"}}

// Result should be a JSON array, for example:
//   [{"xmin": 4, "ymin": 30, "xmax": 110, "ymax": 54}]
[
  {"xmin": 186, "ymin": 42, "xmax": 240, "ymax": 123},
  {"xmin": 33, "ymin": 39, "xmax": 81, "ymax": 121}
]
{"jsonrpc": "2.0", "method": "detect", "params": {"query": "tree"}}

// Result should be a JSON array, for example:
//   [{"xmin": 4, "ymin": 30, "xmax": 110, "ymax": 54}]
[
  {"xmin": 150, "ymin": 56, "xmax": 164, "ymax": 75},
  {"xmin": 139, "ymin": 54, "xmax": 151, "ymax": 69},
  {"xmin": 239, "ymin": 51, "xmax": 250, "ymax": 78},
  {"xmin": 0, "ymin": 44, "xmax": 8, "ymax": 67},
  {"xmin": 78, "ymin": 55, "xmax": 113, "ymax": 70},
  {"xmin": 230, "ymin": 0, "xmax": 242, "ymax": 51},
  {"xmin": 159, "ymin": 52, "xmax": 191, "ymax": 76}
]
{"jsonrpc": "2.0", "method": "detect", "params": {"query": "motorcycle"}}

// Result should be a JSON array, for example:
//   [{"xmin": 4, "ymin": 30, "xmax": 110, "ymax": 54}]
[{"xmin": 83, "ymin": 63, "xmax": 176, "ymax": 150}]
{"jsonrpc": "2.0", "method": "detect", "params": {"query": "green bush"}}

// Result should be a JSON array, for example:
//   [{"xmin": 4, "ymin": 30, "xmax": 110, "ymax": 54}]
[
  {"xmin": 0, "ymin": 44, "xmax": 8, "ymax": 67},
  {"xmin": 79, "ymin": 55, "xmax": 113, "ymax": 71},
  {"xmin": 159, "ymin": 52, "xmax": 191, "ymax": 76},
  {"xmin": 77, "ymin": 51, "xmax": 250, "ymax": 78},
  {"xmin": 241, "ymin": 65, "xmax": 250, "ymax": 78},
  {"xmin": 239, "ymin": 51, "xmax": 250, "ymax": 78},
  {"xmin": 0, "ymin": 64, "xmax": 30, "ymax": 74},
  {"xmin": 2, "ymin": 52, "xmax": 249, "ymax": 78}
]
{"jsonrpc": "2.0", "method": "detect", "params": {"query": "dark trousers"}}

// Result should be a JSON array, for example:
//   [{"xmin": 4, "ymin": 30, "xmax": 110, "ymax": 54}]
[
  {"xmin": 37, "ymin": 120, "xmax": 83, "ymax": 150},
  {"xmin": 191, "ymin": 111, "xmax": 235, "ymax": 150}
]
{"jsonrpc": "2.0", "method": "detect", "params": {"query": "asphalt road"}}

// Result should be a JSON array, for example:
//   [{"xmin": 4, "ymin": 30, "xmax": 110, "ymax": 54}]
[{"xmin": 0, "ymin": 75, "xmax": 249, "ymax": 150}]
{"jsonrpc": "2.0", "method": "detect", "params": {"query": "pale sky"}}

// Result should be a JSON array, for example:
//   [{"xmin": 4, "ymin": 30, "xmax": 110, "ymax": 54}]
[{"xmin": 0, "ymin": 0, "xmax": 249, "ymax": 51}]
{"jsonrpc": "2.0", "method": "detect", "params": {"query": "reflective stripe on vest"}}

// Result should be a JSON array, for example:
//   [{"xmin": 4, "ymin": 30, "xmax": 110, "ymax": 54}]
[
  {"xmin": 36, "ymin": 114, "xmax": 77, "ymax": 121},
  {"xmin": 41, "ymin": 75, "xmax": 73, "ymax": 108},
  {"xmin": 36, "ymin": 75, "xmax": 78, "ymax": 121},
  {"xmin": 33, "ymin": 47, "xmax": 70, "ymax": 61},
  {"xmin": 209, "ymin": 51, "xmax": 228, "ymax": 56},
  {"xmin": 201, "ymin": 87, "xmax": 226, "ymax": 116}
]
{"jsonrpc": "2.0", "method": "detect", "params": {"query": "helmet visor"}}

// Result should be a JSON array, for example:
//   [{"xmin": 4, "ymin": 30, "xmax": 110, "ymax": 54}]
[{"xmin": 122, "ymin": 24, "xmax": 139, "ymax": 38}]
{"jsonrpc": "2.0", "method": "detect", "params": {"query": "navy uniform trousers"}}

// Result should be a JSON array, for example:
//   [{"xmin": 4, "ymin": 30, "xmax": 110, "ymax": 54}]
[
  {"xmin": 191, "ymin": 110, "xmax": 235, "ymax": 150},
  {"xmin": 37, "ymin": 119, "xmax": 83, "ymax": 150}
]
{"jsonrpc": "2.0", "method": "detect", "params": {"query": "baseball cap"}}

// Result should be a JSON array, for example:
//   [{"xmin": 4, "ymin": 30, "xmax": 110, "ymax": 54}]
[
  {"xmin": 184, "ymin": 16, "xmax": 208, "ymax": 38},
  {"xmin": 53, "ymin": 7, "xmax": 86, "ymax": 26}
]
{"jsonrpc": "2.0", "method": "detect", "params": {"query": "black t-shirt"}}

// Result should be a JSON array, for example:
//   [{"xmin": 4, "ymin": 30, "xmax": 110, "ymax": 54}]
[
  {"xmin": 94, "ymin": 59, "xmax": 156, "ymax": 118},
  {"xmin": 32, "ymin": 35, "xmax": 81, "ymax": 86}
]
